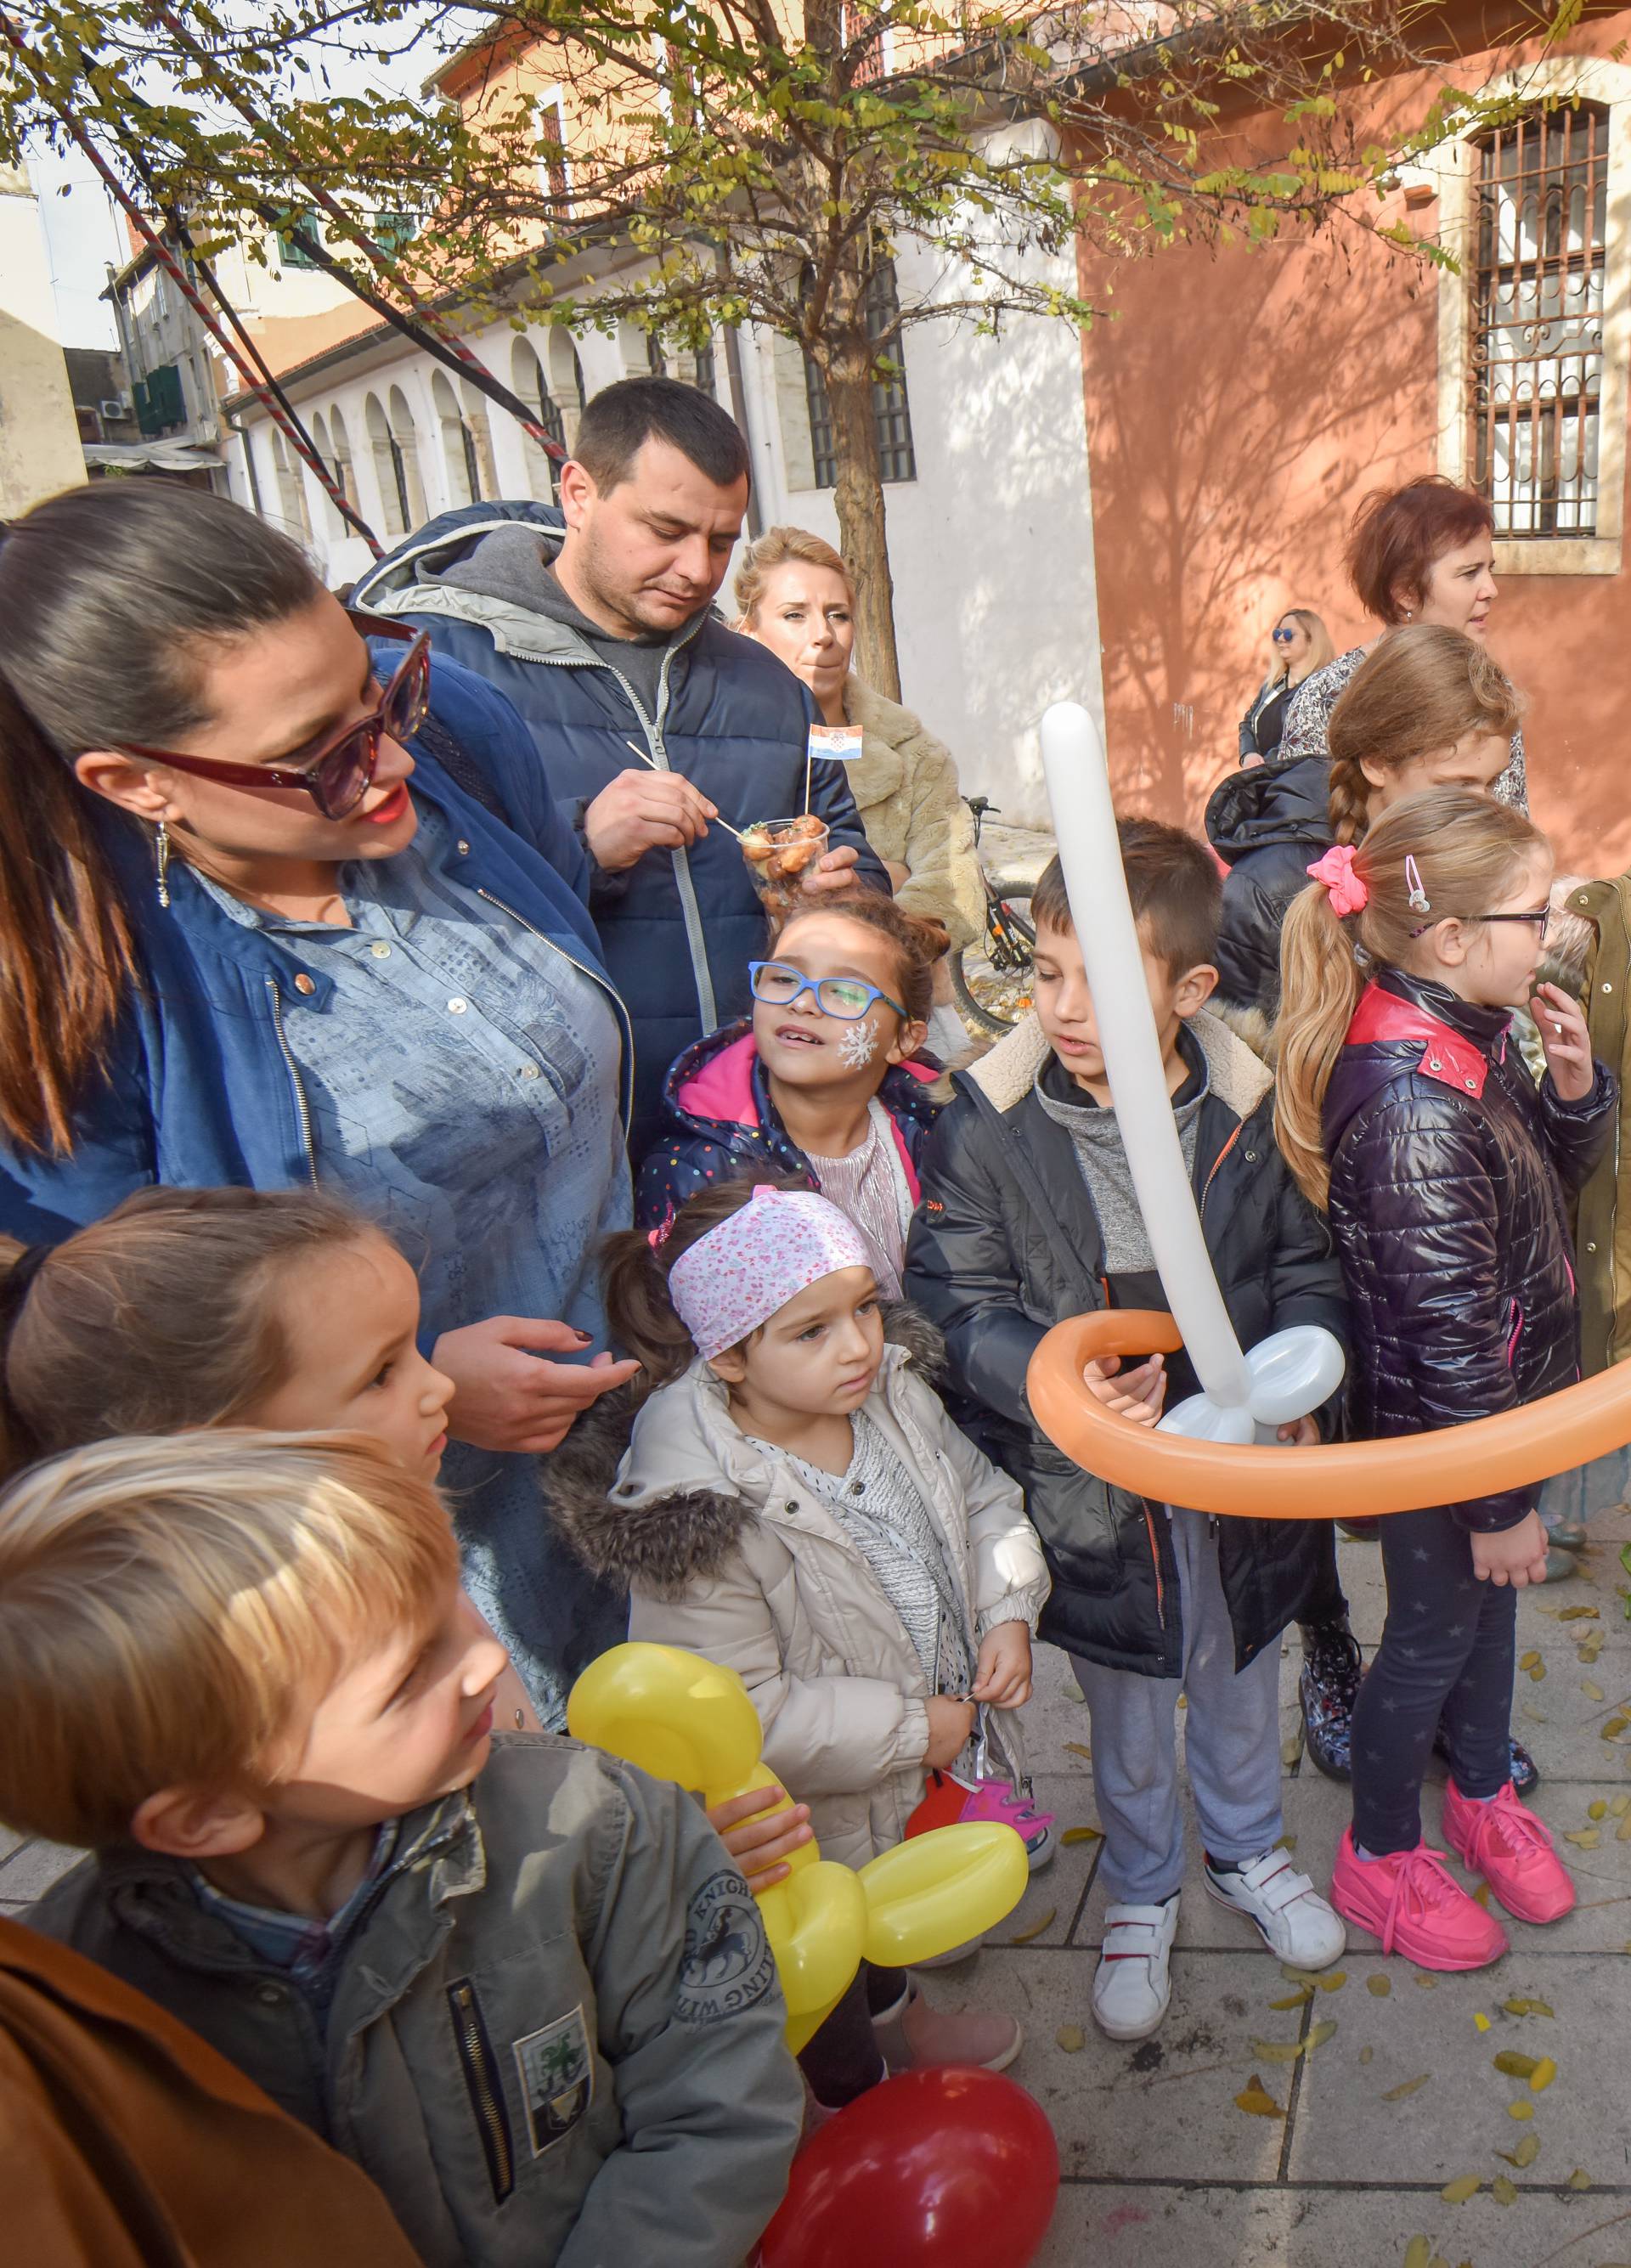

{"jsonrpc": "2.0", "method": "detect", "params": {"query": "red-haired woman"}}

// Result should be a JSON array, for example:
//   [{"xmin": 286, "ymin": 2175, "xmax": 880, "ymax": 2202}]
[{"xmin": 1276, "ymin": 476, "xmax": 1526, "ymax": 810}]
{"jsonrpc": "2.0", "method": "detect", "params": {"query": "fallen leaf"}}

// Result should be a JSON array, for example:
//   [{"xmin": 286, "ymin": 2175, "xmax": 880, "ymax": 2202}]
[
  {"xmin": 1508, "ymin": 2099, "xmax": 1534, "ymax": 2121},
  {"xmin": 1611, "ymin": 1794, "xmax": 1630, "ymax": 1815},
  {"xmin": 1498, "ymin": 2131, "xmax": 1541, "ymax": 2169},
  {"xmin": 1306, "ymin": 2018, "xmax": 1338, "ymax": 2051},
  {"xmin": 1060, "ymin": 1825, "xmax": 1102, "ymax": 1845},
  {"xmin": 1520, "ymin": 1650, "xmax": 1541, "ymax": 1671},
  {"xmin": 1280, "ymin": 1963, "xmax": 1322, "ymax": 1984},
  {"xmin": 1529, "ymin": 1661, "xmax": 1547, "ymax": 1682},
  {"xmin": 1382, "ymin": 2073, "xmax": 1431, "ymax": 2101},
  {"xmin": 1581, "ymin": 1633, "xmax": 1606, "ymax": 1665},
  {"xmin": 1559, "ymin": 1605, "xmax": 1600, "ymax": 1621},
  {"xmin": 1316, "ymin": 1972, "xmax": 1346, "ymax": 1994},
  {"xmin": 1359, "ymin": 2045, "xmax": 1374, "ymax": 2065},
  {"xmin": 1521, "ymin": 1704, "xmax": 1549, "ymax": 1724},
  {"xmin": 1270, "ymin": 1989, "xmax": 1313, "ymax": 2010},
  {"xmin": 1590, "ymin": 1799, "xmax": 1609, "ymax": 1819},
  {"xmin": 1177, "ymin": 1695, "xmax": 1187, "ymax": 1708},
  {"xmin": 1281, "ymin": 1734, "xmax": 1304, "ymax": 1768},
  {"xmin": 1618, "ymin": 1811, "xmax": 1631, "ymax": 1842},
  {"xmin": 1367, "ymin": 1974, "xmax": 1392, "ymax": 1998},
  {"xmin": 1414, "ymin": 1972, "xmax": 1438, "ymax": 1989},
  {"xmin": 1474, "ymin": 2012, "xmax": 1491, "ymax": 2031},
  {"xmin": 1493, "ymin": 2051, "xmax": 1539, "ymax": 2078},
  {"xmin": 1007, "ymin": 1909, "xmax": 1055, "ymax": 1945},
  {"xmin": 1530, "ymin": 2056, "xmax": 1557, "ymax": 2092},
  {"xmin": 1568, "ymin": 2168, "xmax": 1592, "ymax": 2190},
  {"xmin": 1275, "ymin": 1832, "xmax": 1299, "ymax": 1853},
  {"xmin": 1471, "ymin": 1882, "xmax": 1493, "ymax": 1907},
  {"xmin": 1061, "ymin": 1741, "xmax": 1093, "ymax": 1762},
  {"xmin": 1056, "ymin": 2023, "xmax": 1086, "ymax": 2052},
  {"xmin": 1565, "ymin": 1826, "xmax": 1601, "ymax": 1848},
  {"xmin": 1233, "ymin": 2074, "xmax": 1284, "ymax": 2118},
  {"xmin": 1584, "ymin": 1681, "xmax": 1606, "ymax": 1701},
  {"xmin": 1491, "ymin": 2174, "xmax": 1519, "ymax": 2208},
  {"xmin": 1503, "ymin": 1996, "xmax": 1555, "ymax": 2017},
  {"xmin": 1440, "ymin": 2175, "xmax": 1481, "ymax": 2203},
  {"xmin": 1403, "ymin": 2238, "xmax": 1431, "ymax": 2268},
  {"xmin": 1250, "ymin": 2037, "xmax": 1304, "ymax": 2064}
]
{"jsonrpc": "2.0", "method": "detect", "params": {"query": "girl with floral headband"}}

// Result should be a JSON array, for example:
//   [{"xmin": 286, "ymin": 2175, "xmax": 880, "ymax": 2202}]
[
  {"xmin": 551, "ymin": 1176, "xmax": 1051, "ymax": 2099},
  {"xmin": 1276, "ymin": 787, "xmax": 1615, "ymax": 1971}
]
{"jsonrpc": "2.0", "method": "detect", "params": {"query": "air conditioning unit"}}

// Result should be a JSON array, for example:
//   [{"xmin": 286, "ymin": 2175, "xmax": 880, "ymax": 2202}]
[{"xmin": 99, "ymin": 396, "xmax": 132, "ymax": 420}]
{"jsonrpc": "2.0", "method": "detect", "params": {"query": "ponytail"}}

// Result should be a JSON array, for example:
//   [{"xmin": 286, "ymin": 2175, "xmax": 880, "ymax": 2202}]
[
  {"xmin": 0, "ymin": 482, "xmax": 322, "ymax": 1154},
  {"xmin": 603, "ymin": 1173, "xmax": 804, "ymax": 1397},
  {"xmin": 1275, "ymin": 786, "xmax": 1545, "ymax": 1209},
  {"xmin": 1273, "ymin": 888, "xmax": 1364, "ymax": 1208}
]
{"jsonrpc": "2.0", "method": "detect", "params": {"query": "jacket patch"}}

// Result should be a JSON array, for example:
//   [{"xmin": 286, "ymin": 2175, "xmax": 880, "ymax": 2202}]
[
  {"xmin": 676, "ymin": 1869, "xmax": 776, "ymax": 2027},
  {"xmin": 512, "ymin": 2006, "xmax": 595, "ymax": 2157}
]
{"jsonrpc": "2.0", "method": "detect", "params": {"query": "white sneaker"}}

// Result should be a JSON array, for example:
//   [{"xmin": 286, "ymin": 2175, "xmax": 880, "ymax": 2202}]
[
  {"xmin": 1205, "ymin": 1848, "xmax": 1346, "ymax": 1968},
  {"xmin": 1091, "ymin": 1898, "xmax": 1179, "ymax": 2041}
]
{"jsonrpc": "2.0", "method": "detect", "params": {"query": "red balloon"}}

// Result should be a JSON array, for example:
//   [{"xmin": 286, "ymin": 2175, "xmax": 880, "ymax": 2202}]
[{"xmin": 757, "ymin": 2067, "xmax": 1059, "ymax": 2268}]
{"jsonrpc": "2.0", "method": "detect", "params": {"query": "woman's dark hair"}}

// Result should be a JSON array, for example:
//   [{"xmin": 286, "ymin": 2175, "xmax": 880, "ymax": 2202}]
[
  {"xmin": 602, "ymin": 1173, "xmax": 802, "ymax": 1397},
  {"xmin": 0, "ymin": 481, "xmax": 323, "ymax": 1154},
  {"xmin": 1346, "ymin": 475, "xmax": 1494, "ymax": 625},
  {"xmin": 0, "ymin": 1185, "xmax": 378, "ymax": 1479},
  {"xmin": 768, "ymin": 888, "xmax": 949, "ymax": 1025}
]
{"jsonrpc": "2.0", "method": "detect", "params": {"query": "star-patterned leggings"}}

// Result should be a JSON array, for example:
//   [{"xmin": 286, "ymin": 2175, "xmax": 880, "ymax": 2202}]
[{"xmin": 1351, "ymin": 1506, "xmax": 1517, "ymax": 1856}]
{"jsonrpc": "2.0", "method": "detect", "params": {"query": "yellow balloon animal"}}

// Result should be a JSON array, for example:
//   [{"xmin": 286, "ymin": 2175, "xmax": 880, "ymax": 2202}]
[{"xmin": 567, "ymin": 1642, "xmax": 1030, "ymax": 2052}]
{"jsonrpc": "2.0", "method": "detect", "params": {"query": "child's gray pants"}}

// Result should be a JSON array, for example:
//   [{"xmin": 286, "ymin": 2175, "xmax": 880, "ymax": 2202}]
[{"xmin": 1070, "ymin": 1506, "xmax": 1284, "ymax": 1905}]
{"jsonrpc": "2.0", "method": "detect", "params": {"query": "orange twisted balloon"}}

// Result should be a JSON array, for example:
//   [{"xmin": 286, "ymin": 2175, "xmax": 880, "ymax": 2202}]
[{"xmin": 1026, "ymin": 1310, "xmax": 1631, "ymax": 1519}]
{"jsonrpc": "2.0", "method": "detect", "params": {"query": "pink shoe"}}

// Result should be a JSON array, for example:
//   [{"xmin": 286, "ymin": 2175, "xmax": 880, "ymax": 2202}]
[
  {"xmin": 958, "ymin": 1778, "xmax": 1057, "ymax": 1870},
  {"xmin": 1329, "ymin": 1828, "xmax": 1508, "ymax": 1971},
  {"xmin": 1442, "ymin": 1780, "xmax": 1576, "ymax": 1924}
]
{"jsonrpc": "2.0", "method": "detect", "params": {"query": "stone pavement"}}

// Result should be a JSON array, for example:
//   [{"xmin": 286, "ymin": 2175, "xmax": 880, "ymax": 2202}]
[
  {"xmin": 928, "ymin": 1475, "xmax": 1631, "ymax": 2268},
  {"xmin": 8, "ymin": 1478, "xmax": 1631, "ymax": 2268}
]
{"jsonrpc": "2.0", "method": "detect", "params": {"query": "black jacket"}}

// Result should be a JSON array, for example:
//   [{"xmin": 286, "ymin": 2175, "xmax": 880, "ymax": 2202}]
[
  {"xmin": 1323, "ymin": 968, "xmax": 1616, "ymax": 1532},
  {"xmin": 1205, "ymin": 753, "xmax": 1332, "ymax": 1018},
  {"xmin": 1239, "ymin": 673, "xmax": 1291, "ymax": 764},
  {"xmin": 902, "ymin": 1011, "xmax": 1348, "ymax": 1676}
]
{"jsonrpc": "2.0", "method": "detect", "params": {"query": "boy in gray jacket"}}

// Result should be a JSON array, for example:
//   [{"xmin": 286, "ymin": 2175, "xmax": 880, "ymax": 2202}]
[{"xmin": 3, "ymin": 1431, "xmax": 803, "ymax": 2268}]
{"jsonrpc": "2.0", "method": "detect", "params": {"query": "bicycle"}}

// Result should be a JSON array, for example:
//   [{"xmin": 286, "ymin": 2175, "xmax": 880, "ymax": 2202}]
[{"xmin": 951, "ymin": 797, "xmax": 1037, "ymax": 1036}]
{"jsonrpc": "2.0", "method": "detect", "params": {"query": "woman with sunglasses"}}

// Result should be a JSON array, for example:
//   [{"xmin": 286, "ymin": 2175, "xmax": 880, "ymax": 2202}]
[
  {"xmin": 635, "ymin": 894, "xmax": 950, "ymax": 1295},
  {"xmin": 1237, "ymin": 607, "xmax": 1334, "ymax": 768},
  {"xmin": 0, "ymin": 479, "xmax": 638, "ymax": 1727}
]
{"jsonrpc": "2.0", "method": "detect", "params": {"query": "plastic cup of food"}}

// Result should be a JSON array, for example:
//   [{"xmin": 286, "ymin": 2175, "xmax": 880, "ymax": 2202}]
[{"xmin": 741, "ymin": 815, "xmax": 830, "ymax": 900}]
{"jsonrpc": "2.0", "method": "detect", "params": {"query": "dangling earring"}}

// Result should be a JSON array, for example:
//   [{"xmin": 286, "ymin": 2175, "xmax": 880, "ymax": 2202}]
[
  {"xmin": 154, "ymin": 820, "xmax": 172, "ymax": 910},
  {"xmin": 1402, "ymin": 608, "xmax": 1414, "ymax": 622}
]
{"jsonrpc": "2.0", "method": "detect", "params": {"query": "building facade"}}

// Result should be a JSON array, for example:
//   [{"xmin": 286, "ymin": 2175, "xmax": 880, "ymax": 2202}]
[{"xmin": 0, "ymin": 166, "xmax": 87, "ymax": 516}]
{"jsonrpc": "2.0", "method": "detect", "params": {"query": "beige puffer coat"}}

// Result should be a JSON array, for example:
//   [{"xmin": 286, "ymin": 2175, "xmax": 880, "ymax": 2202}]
[
  {"xmin": 841, "ymin": 675, "xmax": 987, "ymax": 951},
  {"xmin": 550, "ymin": 1317, "xmax": 1050, "ymax": 1869}
]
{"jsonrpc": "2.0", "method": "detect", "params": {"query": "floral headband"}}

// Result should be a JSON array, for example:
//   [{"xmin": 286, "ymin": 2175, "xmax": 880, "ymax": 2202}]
[{"xmin": 667, "ymin": 1185, "xmax": 872, "ymax": 1360}]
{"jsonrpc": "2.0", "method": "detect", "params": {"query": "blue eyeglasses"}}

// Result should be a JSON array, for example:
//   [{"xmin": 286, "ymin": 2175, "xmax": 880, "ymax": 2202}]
[{"xmin": 749, "ymin": 960, "xmax": 908, "ymax": 1022}]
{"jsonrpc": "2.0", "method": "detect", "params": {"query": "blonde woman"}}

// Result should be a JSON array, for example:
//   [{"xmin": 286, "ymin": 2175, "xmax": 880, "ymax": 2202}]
[
  {"xmin": 735, "ymin": 528, "xmax": 985, "ymax": 1060},
  {"xmin": 1239, "ymin": 607, "xmax": 1335, "ymax": 766}
]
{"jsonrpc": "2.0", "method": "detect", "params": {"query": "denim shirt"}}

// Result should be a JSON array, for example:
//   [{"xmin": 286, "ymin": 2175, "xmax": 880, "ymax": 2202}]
[{"xmin": 198, "ymin": 802, "xmax": 631, "ymax": 1724}]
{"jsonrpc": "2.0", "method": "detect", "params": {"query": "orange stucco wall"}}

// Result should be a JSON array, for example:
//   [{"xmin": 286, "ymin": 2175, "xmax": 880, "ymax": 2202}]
[{"xmin": 1076, "ymin": 20, "xmax": 1631, "ymax": 878}]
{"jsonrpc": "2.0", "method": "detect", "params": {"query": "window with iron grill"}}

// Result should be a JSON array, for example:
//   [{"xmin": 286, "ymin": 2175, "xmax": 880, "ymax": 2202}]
[
  {"xmin": 1470, "ymin": 104, "xmax": 1609, "ymax": 538},
  {"xmin": 803, "ymin": 262, "xmax": 917, "ymax": 488}
]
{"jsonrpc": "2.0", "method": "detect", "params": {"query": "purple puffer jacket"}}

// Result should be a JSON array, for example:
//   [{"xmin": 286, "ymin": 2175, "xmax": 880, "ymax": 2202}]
[{"xmin": 1322, "ymin": 967, "xmax": 1617, "ymax": 1532}]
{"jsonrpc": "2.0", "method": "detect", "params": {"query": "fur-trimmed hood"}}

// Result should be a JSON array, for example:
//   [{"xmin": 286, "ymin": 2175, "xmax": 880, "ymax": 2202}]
[
  {"xmin": 963, "ymin": 1004, "xmax": 1273, "ymax": 1122},
  {"xmin": 549, "ymin": 1305, "xmax": 946, "ymax": 1599}
]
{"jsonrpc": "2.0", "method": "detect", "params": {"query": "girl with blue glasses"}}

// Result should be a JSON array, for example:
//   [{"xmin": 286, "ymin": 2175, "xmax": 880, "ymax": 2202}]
[{"xmin": 635, "ymin": 893, "xmax": 951, "ymax": 1296}]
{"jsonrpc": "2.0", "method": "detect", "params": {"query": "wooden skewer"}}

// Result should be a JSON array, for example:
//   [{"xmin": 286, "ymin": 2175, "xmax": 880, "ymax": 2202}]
[{"xmin": 623, "ymin": 738, "xmax": 745, "ymax": 840}]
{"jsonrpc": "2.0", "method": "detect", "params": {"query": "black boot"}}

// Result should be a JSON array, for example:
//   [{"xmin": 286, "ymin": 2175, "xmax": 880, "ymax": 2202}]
[
  {"xmin": 1297, "ymin": 1618, "xmax": 1363, "ymax": 1780},
  {"xmin": 1431, "ymin": 1724, "xmax": 1540, "ymax": 1795}
]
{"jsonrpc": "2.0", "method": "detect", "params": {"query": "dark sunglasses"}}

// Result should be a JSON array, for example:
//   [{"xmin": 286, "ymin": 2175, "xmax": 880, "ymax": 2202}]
[
  {"xmin": 112, "ymin": 617, "xmax": 431, "ymax": 821},
  {"xmin": 1271, "ymin": 626, "xmax": 1299, "ymax": 643}
]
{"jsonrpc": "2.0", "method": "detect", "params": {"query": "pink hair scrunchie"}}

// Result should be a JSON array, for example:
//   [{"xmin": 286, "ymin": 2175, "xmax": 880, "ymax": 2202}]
[{"xmin": 1306, "ymin": 843, "xmax": 1369, "ymax": 918}]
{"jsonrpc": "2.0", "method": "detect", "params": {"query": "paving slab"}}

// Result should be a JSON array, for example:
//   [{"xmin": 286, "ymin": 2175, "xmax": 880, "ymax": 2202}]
[{"xmin": 0, "ymin": 1836, "xmax": 85, "ymax": 1902}]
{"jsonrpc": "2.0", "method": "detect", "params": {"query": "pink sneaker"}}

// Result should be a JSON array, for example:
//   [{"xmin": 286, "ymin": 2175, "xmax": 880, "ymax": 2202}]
[
  {"xmin": 958, "ymin": 1778, "xmax": 1057, "ymax": 1870},
  {"xmin": 1329, "ymin": 1828, "xmax": 1508, "ymax": 1971},
  {"xmin": 1442, "ymin": 1780, "xmax": 1576, "ymax": 1925}
]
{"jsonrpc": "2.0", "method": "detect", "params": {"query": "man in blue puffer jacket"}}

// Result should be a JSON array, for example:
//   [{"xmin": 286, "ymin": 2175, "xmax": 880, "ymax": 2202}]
[{"xmin": 353, "ymin": 376, "xmax": 888, "ymax": 1153}]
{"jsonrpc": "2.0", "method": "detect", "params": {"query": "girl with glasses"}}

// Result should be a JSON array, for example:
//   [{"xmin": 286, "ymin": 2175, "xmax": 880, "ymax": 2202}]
[
  {"xmin": 1275, "ymin": 788, "xmax": 1613, "ymax": 1972},
  {"xmin": 635, "ymin": 893, "xmax": 950, "ymax": 1296},
  {"xmin": 0, "ymin": 480, "xmax": 638, "ymax": 1729}
]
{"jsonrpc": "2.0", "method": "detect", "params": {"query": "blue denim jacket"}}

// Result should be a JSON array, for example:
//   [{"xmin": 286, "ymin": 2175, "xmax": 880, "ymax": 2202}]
[{"xmin": 0, "ymin": 651, "xmax": 630, "ymax": 1238}]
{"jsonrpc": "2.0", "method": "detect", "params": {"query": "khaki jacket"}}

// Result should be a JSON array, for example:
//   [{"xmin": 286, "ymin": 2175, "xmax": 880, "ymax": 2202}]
[
  {"xmin": 842, "ymin": 675, "xmax": 987, "ymax": 951},
  {"xmin": 0, "ymin": 1915, "xmax": 424, "ymax": 2267},
  {"xmin": 551, "ymin": 1317, "xmax": 1050, "ymax": 1869},
  {"xmin": 1572, "ymin": 874, "xmax": 1631, "ymax": 1372},
  {"xmin": 30, "ymin": 1739, "xmax": 803, "ymax": 2268}
]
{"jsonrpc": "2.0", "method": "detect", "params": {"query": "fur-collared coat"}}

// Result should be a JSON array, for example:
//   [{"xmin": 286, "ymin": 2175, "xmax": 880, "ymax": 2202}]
[
  {"xmin": 550, "ymin": 1312, "xmax": 1050, "ymax": 1869},
  {"xmin": 841, "ymin": 675, "xmax": 987, "ymax": 951}
]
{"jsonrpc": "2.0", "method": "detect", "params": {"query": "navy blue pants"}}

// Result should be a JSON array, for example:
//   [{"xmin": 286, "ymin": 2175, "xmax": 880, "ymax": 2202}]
[{"xmin": 1350, "ymin": 1506, "xmax": 1516, "ymax": 1857}]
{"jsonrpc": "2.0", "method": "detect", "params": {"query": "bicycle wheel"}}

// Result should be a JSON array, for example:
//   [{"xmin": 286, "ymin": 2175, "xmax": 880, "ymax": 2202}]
[{"xmin": 951, "ymin": 881, "xmax": 1036, "ymax": 1035}]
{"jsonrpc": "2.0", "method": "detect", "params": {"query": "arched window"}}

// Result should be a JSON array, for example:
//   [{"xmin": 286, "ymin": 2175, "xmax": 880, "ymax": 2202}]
[
  {"xmin": 1470, "ymin": 104, "xmax": 1609, "ymax": 537},
  {"xmin": 309, "ymin": 410, "xmax": 339, "ymax": 536},
  {"xmin": 329, "ymin": 406, "xmax": 358, "ymax": 510},
  {"xmin": 511, "ymin": 337, "xmax": 563, "ymax": 501},
  {"xmin": 460, "ymin": 378, "xmax": 498, "ymax": 501},
  {"xmin": 549, "ymin": 332, "xmax": 586, "ymax": 452},
  {"xmin": 432, "ymin": 371, "xmax": 474, "ymax": 506},
  {"xmin": 269, "ymin": 428, "xmax": 313, "ymax": 542},
  {"xmin": 366, "ymin": 392, "xmax": 406, "ymax": 537},
  {"xmin": 387, "ymin": 386, "xmax": 427, "ymax": 529}
]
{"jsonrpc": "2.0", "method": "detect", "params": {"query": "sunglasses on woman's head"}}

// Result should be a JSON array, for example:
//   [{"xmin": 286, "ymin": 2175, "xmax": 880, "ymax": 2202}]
[{"xmin": 111, "ymin": 618, "xmax": 431, "ymax": 821}]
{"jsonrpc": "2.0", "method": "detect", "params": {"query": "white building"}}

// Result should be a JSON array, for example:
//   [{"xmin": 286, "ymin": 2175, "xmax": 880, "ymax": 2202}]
[
  {"xmin": 222, "ymin": 227, "xmax": 1103, "ymax": 823},
  {"xmin": 0, "ymin": 166, "xmax": 87, "ymax": 516}
]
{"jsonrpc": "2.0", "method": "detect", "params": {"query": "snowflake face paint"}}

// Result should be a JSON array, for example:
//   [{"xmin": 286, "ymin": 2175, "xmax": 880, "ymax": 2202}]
[{"xmin": 836, "ymin": 1018, "xmax": 879, "ymax": 1069}]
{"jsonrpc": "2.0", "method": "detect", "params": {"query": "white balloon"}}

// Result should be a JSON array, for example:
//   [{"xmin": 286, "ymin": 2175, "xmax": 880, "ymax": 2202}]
[{"xmin": 1040, "ymin": 704, "xmax": 1346, "ymax": 1437}]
